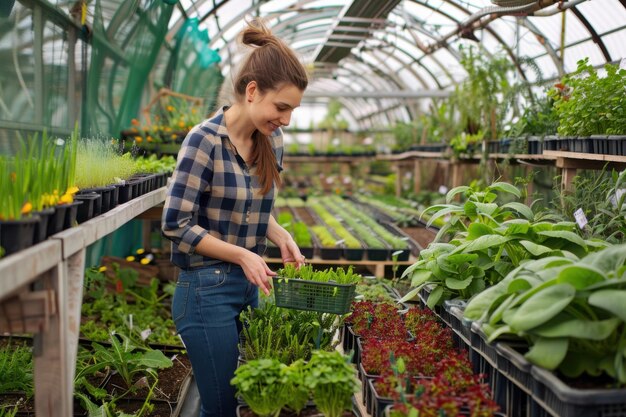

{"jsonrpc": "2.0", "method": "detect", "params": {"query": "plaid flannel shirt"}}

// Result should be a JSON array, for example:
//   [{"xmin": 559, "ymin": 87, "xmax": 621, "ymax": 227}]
[{"xmin": 162, "ymin": 106, "xmax": 283, "ymax": 269}]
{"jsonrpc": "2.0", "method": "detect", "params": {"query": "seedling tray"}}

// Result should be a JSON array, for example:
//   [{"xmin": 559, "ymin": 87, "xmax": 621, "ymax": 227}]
[{"xmin": 272, "ymin": 277, "xmax": 356, "ymax": 315}]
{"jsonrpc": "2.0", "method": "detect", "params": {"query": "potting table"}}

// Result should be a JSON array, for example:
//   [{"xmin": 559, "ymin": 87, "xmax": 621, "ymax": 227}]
[{"xmin": 0, "ymin": 187, "xmax": 166, "ymax": 417}]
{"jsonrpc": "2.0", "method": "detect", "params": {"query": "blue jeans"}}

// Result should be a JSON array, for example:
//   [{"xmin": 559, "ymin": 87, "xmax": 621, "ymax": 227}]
[{"xmin": 172, "ymin": 263, "xmax": 258, "ymax": 417}]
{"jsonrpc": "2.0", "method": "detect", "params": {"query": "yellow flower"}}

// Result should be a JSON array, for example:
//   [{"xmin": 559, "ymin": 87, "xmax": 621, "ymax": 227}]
[
  {"xmin": 67, "ymin": 186, "xmax": 79, "ymax": 195},
  {"xmin": 147, "ymin": 136, "xmax": 153, "ymax": 142},
  {"xmin": 191, "ymin": 108, "xmax": 197, "ymax": 115},
  {"xmin": 135, "ymin": 136, "xmax": 143, "ymax": 143},
  {"xmin": 126, "ymin": 256, "xmax": 135, "ymax": 262},
  {"xmin": 140, "ymin": 258, "xmax": 150, "ymax": 265},
  {"xmin": 178, "ymin": 120, "xmax": 185, "ymax": 129},
  {"xmin": 98, "ymin": 266, "xmax": 107, "ymax": 272},
  {"xmin": 164, "ymin": 127, "xmax": 172, "ymax": 132},
  {"xmin": 171, "ymin": 134, "xmax": 177, "ymax": 139},
  {"xmin": 136, "ymin": 248, "xmax": 145, "ymax": 255},
  {"xmin": 21, "ymin": 202, "xmax": 32, "ymax": 215},
  {"xmin": 167, "ymin": 105, "xmax": 175, "ymax": 112},
  {"xmin": 59, "ymin": 193, "xmax": 73, "ymax": 204}
]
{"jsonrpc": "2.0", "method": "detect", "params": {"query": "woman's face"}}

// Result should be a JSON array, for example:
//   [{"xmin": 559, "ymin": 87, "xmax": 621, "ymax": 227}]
[{"xmin": 247, "ymin": 82, "xmax": 303, "ymax": 136}]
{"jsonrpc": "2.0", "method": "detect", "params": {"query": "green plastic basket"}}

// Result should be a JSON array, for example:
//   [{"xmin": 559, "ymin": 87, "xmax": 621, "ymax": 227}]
[{"xmin": 272, "ymin": 277, "xmax": 356, "ymax": 315}]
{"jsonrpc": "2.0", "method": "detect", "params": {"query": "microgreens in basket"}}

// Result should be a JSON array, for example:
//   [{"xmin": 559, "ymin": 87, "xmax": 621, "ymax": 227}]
[{"xmin": 277, "ymin": 264, "xmax": 361, "ymax": 285}]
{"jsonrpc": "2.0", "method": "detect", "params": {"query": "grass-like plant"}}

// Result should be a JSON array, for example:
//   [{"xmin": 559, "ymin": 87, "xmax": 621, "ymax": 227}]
[
  {"xmin": 0, "ymin": 343, "xmax": 33, "ymax": 397},
  {"xmin": 75, "ymin": 138, "xmax": 137, "ymax": 188}
]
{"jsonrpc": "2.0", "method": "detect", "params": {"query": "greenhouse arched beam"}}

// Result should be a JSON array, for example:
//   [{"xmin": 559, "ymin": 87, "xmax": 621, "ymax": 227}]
[
  {"xmin": 309, "ymin": 66, "xmax": 402, "ymax": 127},
  {"xmin": 408, "ymin": 0, "xmax": 532, "ymax": 83},
  {"xmin": 360, "ymin": 30, "xmax": 446, "ymax": 89}
]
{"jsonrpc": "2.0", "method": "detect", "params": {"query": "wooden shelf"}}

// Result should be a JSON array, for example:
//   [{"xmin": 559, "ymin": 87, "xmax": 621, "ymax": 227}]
[
  {"xmin": 284, "ymin": 155, "xmax": 374, "ymax": 163},
  {"xmin": 0, "ymin": 187, "xmax": 167, "ymax": 417}
]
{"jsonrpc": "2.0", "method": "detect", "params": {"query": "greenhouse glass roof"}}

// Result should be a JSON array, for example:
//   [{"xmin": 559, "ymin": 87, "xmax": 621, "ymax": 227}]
[
  {"xmin": 0, "ymin": 0, "xmax": 625, "ymax": 138},
  {"xmin": 166, "ymin": 0, "xmax": 626, "ymax": 129}
]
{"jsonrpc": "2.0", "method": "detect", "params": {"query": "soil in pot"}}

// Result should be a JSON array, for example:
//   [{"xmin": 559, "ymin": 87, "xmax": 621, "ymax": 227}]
[{"xmin": 102, "ymin": 354, "xmax": 191, "ymax": 402}]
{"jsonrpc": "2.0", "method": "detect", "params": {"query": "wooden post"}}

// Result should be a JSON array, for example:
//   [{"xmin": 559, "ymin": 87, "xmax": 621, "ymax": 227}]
[
  {"xmin": 413, "ymin": 159, "xmax": 422, "ymax": 194},
  {"xmin": 64, "ymin": 250, "xmax": 86, "ymax": 402},
  {"xmin": 395, "ymin": 163, "xmax": 403, "ymax": 197},
  {"xmin": 451, "ymin": 160, "xmax": 463, "ymax": 189},
  {"xmin": 33, "ymin": 264, "xmax": 72, "ymax": 417}
]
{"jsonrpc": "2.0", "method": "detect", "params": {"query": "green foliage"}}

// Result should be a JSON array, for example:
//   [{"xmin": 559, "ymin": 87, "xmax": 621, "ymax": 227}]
[
  {"xmin": 239, "ymin": 302, "xmax": 338, "ymax": 363},
  {"xmin": 309, "ymin": 200, "xmax": 361, "ymax": 249},
  {"xmin": 452, "ymin": 46, "xmax": 527, "ymax": 140},
  {"xmin": 0, "ymin": 343, "xmax": 33, "ymax": 396},
  {"xmin": 548, "ymin": 58, "xmax": 626, "ymax": 136},
  {"xmin": 509, "ymin": 95, "xmax": 559, "ymax": 137},
  {"xmin": 278, "ymin": 264, "xmax": 361, "ymax": 285},
  {"xmin": 317, "ymin": 99, "xmax": 349, "ymax": 131},
  {"xmin": 75, "ymin": 138, "xmax": 138, "ymax": 188},
  {"xmin": 392, "ymin": 120, "xmax": 421, "ymax": 151},
  {"xmin": 311, "ymin": 225, "xmax": 338, "ymax": 247},
  {"xmin": 90, "ymin": 332, "xmax": 172, "ymax": 390},
  {"xmin": 231, "ymin": 359, "xmax": 292, "ymax": 417},
  {"xmin": 400, "ymin": 180, "xmax": 600, "ymax": 307},
  {"xmin": 554, "ymin": 169, "xmax": 626, "ymax": 244},
  {"xmin": 450, "ymin": 131, "xmax": 483, "ymax": 157},
  {"xmin": 133, "ymin": 154, "xmax": 176, "ymax": 174},
  {"xmin": 81, "ymin": 264, "xmax": 180, "ymax": 346},
  {"xmin": 276, "ymin": 210, "xmax": 312, "ymax": 247},
  {"xmin": 322, "ymin": 195, "xmax": 407, "ymax": 249},
  {"xmin": 464, "ymin": 244, "xmax": 626, "ymax": 383},
  {"xmin": 0, "ymin": 406, "xmax": 18, "ymax": 417},
  {"xmin": 305, "ymin": 350, "xmax": 359, "ymax": 417}
]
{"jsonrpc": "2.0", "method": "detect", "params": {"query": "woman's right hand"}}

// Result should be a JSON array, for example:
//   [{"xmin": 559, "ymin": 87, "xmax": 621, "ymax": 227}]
[{"xmin": 239, "ymin": 251, "xmax": 275, "ymax": 296}]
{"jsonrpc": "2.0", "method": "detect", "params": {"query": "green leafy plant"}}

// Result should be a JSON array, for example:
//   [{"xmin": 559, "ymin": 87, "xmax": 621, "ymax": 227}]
[
  {"xmin": 305, "ymin": 350, "xmax": 359, "ymax": 417},
  {"xmin": 238, "ymin": 302, "xmax": 338, "ymax": 363},
  {"xmin": 464, "ymin": 244, "xmax": 626, "ymax": 383},
  {"xmin": 400, "ymin": 181, "xmax": 602, "ymax": 307},
  {"xmin": 89, "ymin": 332, "xmax": 172, "ymax": 392},
  {"xmin": 548, "ymin": 58, "xmax": 626, "ymax": 136},
  {"xmin": 230, "ymin": 358, "xmax": 293, "ymax": 417},
  {"xmin": 278, "ymin": 264, "xmax": 361, "ymax": 285},
  {"xmin": 555, "ymin": 168, "xmax": 626, "ymax": 243}
]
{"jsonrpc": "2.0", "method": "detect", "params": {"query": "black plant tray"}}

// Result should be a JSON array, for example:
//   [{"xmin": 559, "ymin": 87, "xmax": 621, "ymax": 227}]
[{"xmin": 530, "ymin": 365, "xmax": 626, "ymax": 417}]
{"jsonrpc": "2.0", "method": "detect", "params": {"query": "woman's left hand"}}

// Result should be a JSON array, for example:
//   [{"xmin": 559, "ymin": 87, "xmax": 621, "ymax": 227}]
[{"xmin": 280, "ymin": 239, "xmax": 306, "ymax": 269}]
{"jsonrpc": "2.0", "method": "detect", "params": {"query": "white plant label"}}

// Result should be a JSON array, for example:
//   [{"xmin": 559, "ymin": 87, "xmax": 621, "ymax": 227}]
[
  {"xmin": 129, "ymin": 314, "xmax": 133, "ymax": 330},
  {"xmin": 609, "ymin": 188, "xmax": 626, "ymax": 209},
  {"xmin": 140, "ymin": 328, "xmax": 152, "ymax": 341},
  {"xmin": 574, "ymin": 208, "xmax": 588, "ymax": 229},
  {"xmin": 438, "ymin": 185, "xmax": 448, "ymax": 195}
]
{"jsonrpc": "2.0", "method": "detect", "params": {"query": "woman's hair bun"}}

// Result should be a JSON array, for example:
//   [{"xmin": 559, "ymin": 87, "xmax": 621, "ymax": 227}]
[{"xmin": 240, "ymin": 17, "xmax": 277, "ymax": 48}]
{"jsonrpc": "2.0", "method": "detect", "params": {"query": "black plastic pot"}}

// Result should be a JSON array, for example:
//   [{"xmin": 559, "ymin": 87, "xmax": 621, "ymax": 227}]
[
  {"xmin": 47, "ymin": 204, "xmax": 69, "ymax": 237},
  {"xmin": 74, "ymin": 193, "xmax": 101, "ymax": 223},
  {"xmin": 32, "ymin": 207, "xmax": 55, "ymax": 244},
  {"xmin": 63, "ymin": 200, "xmax": 83, "ymax": 229},
  {"xmin": 0, "ymin": 215, "xmax": 39, "ymax": 255}
]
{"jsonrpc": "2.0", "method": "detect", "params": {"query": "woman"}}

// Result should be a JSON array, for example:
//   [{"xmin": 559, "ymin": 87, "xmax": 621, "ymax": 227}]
[{"xmin": 161, "ymin": 18, "xmax": 308, "ymax": 417}]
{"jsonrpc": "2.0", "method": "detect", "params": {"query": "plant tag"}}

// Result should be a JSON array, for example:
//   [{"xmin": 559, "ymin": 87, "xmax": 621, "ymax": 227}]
[
  {"xmin": 129, "ymin": 314, "xmax": 133, "ymax": 330},
  {"xmin": 609, "ymin": 188, "xmax": 626, "ymax": 209},
  {"xmin": 438, "ymin": 185, "xmax": 448, "ymax": 195},
  {"xmin": 140, "ymin": 328, "xmax": 152, "ymax": 341},
  {"xmin": 573, "ymin": 208, "xmax": 588, "ymax": 229},
  {"xmin": 178, "ymin": 334, "xmax": 187, "ymax": 348},
  {"xmin": 335, "ymin": 239, "xmax": 345, "ymax": 247}
]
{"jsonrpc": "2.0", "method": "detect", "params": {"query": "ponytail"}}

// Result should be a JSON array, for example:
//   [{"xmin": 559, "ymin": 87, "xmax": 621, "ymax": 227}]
[{"xmin": 234, "ymin": 18, "xmax": 307, "ymax": 194}]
